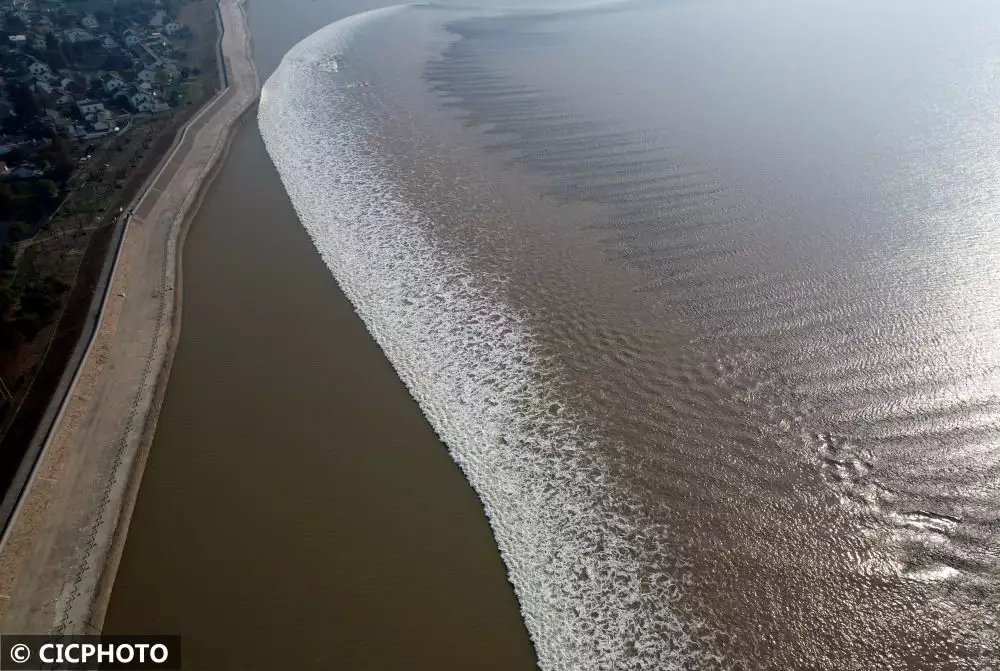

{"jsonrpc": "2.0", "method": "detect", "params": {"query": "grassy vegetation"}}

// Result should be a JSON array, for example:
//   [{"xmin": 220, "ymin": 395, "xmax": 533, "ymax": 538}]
[
  {"xmin": 168, "ymin": 82, "xmax": 194, "ymax": 105},
  {"xmin": 0, "ymin": 245, "xmax": 68, "ymax": 344}
]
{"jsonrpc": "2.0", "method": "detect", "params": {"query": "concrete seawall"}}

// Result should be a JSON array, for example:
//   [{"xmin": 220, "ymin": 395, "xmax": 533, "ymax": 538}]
[{"xmin": 0, "ymin": 0, "xmax": 260, "ymax": 633}]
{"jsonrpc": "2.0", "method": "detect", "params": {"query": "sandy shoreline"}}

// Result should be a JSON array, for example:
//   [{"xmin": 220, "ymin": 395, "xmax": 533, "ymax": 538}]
[
  {"xmin": 97, "ymin": 0, "xmax": 540, "ymax": 665},
  {"xmin": 0, "ymin": 0, "xmax": 260, "ymax": 633}
]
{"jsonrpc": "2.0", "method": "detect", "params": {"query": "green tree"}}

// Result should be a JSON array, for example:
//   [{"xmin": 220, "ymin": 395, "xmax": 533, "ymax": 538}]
[
  {"xmin": 8, "ymin": 221, "xmax": 29, "ymax": 243},
  {"xmin": 33, "ymin": 179, "xmax": 59, "ymax": 204},
  {"xmin": 0, "ymin": 246, "xmax": 15, "ymax": 275},
  {"xmin": 45, "ymin": 137, "xmax": 74, "ymax": 181},
  {"xmin": 9, "ymin": 83, "xmax": 40, "ymax": 120},
  {"xmin": 0, "ymin": 280, "xmax": 15, "ymax": 315},
  {"xmin": 0, "ymin": 184, "xmax": 14, "ymax": 215},
  {"xmin": 42, "ymin": 48, "xmax": 68, "ymax": 70}
]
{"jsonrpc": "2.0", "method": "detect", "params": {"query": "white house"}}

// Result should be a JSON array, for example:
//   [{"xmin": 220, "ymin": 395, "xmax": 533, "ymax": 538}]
[
  {"xmin": 101, "ymin": 34, "xmax": 118, "ymax": 49},
  {"xmin": 76, "ymin": 98, "xmax": 104, "ymax": 117},
  {"xmin": 80, "ymin": 14, "xmax": 99, "ymax": 30},
  {"xmin": 129, "ymin": 91, "xmax": 153, "ymax": 112},
  {"xmin": 7, "ymin": 34, "xmax": 26, "ymax": 48},
  {"xmin": 102, "ymin": 74, "xmax": 125, "ymax": 94},
  {"xmin": 27, "ymin": 60, "xmax": 50, "ymax": 77},
  {"xmin": 64, "ymin": 28, "xmax": 94, "ymax": 44},
  {"xmin": 160, "ymin": 61, "xmax": 179, "ymax": 79},
  {"xmin": 33, "ymin": 79, "xmax": 53, "ymax": 94}
]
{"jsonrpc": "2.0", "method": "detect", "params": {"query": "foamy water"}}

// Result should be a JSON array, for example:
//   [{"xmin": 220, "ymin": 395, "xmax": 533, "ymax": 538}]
[
  {"xmin": 259, "ymin": 8, "xmax": 727, "ymax": 669},
  {"xmin": 259, "ymin": 1, "xmax": 1000, "ymax": 667}
]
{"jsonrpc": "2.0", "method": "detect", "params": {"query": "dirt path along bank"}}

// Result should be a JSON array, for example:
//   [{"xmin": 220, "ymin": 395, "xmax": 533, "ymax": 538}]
[{"xmin": 0, "ymin": 0, "xmax": 260, "ymax": 634}]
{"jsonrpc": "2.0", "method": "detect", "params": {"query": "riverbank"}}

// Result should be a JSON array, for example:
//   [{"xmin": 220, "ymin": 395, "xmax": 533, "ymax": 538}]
[
  {"xmin": 101, "ymin": 0, "xmax": 539, "ymax": 668},
  {"xmin": 0, "ymin": 0, "xmax": 259, "ymax": 633},
  {"xmin": 0, "ymin": 3, "xmax": 224, "ymax": 532}
]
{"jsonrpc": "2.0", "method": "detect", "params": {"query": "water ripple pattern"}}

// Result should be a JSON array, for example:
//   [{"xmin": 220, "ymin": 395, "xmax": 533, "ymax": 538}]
[
  {"xmin": 423, "ymin": 3, "xmax": 1000, "ymax": 666},
  {"xmin": 258, "ymin": 8, "xmax": 729, "ymax": 670}
]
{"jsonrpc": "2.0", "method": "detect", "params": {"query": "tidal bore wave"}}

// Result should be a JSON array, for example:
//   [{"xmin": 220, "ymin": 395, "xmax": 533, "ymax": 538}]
[
  {"xmin": 259, "ymin": 0, "xmax": 1000, "ymax": 667},
  {"xmin": 258, "ymin": 8, "xmax": 725, "ymax": 669}
]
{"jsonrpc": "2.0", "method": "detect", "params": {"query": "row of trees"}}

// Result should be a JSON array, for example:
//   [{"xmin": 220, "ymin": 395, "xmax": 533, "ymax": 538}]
[
  {"xmin": 0, "ymin": 177, "xmax": 67, "ymax": 343},
  {"xmin": 0, "ymin": 260, "xmax": 68, "ymax": 343},
  {"xmin": 0, "ymin": 77, "xmax": 73, "ymax": 343},
  {"xmin": 0, "ymin": 179, "xmax": 60, "ymax": 225}
]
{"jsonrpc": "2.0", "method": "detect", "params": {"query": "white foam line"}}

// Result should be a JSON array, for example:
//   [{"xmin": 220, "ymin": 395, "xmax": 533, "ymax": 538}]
[{"xmin": 259, "ymin": 8, "xmax": 726, "ymax": 669}]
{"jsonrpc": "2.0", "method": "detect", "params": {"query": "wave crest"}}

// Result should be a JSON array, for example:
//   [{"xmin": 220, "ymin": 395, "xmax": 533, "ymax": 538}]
[{"xmin": 259, "ymin": 8, "xmax": 728, "ymax": 669}]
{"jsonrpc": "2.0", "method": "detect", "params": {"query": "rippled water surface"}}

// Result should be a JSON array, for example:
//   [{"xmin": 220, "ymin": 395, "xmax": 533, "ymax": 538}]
[{"xmin": 259, "ymin": 1, "xmax": 1000, "ymax": 667}]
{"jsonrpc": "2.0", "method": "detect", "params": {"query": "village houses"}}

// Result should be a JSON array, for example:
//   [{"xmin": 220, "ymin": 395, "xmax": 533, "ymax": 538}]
[
  {"xmin": 76, "ymin": 99, "xmax": 105, "ymax": 119},
  {"xmin": 101, "ymin": 73, "xmax": 126, "ymax": 94},
  {"xmin": 0, "ymin": 0, "xmax": 193, "ymax": 172},
  {"xmin": 63, "ymin": 27, "xmax": 94, "ymax": 44},
  {"xmin": 27, "ymin": 60, "xmax": 50, "ymax": 78}
]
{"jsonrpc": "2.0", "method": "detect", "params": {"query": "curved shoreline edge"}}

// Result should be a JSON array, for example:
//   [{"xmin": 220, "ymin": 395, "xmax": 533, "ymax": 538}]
[{"xmin": 0, "ymin": 0, "xmax": 260, "ymax": 633}]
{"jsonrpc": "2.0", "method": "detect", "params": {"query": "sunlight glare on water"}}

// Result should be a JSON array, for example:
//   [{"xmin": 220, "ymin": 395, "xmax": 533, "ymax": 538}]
[{"xmin": 260, "ymin": 0, "xmax": 1000, "ymax": 667}]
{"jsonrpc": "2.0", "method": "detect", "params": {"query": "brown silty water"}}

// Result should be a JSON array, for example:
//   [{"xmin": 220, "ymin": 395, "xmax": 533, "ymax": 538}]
[
  {"xmin": 102, "ymin": 1, "xmax": 538, "ymax": 669},
  {"xmin": 111, "ymin": 0, "xmax": 1000, "ymax": 669},
  {"xmin": 254, "ymin": 1, "xmax": 999, "ymax": 668}
]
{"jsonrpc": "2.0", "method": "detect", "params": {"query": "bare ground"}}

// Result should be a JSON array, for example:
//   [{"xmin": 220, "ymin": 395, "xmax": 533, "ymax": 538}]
[{"xmin": 0, "ymin": 0, "xmax": 259, "ymax": 633}]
